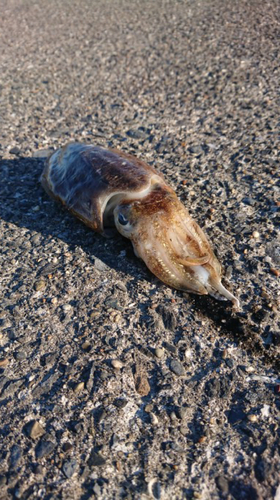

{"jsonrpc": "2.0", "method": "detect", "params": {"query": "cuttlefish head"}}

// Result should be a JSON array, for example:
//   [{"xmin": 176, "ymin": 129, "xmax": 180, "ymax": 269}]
[{"xmin": 114, "ymin": 185, "xmax": 239, "ymax": 307}]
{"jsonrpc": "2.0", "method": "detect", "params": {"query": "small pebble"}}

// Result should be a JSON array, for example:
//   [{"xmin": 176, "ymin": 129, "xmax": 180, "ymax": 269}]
[
  {"xmin": 33, "ymin": 149, "xmax": 53, "ymax": 158},
  {"xmin": 63, "ymin": 304, "xmax": 72, "ymax": 312},
  {"xmin": 26, "ymin": 421, "xmax": 45, "ymax": 440},
  {"xmin": 184, "ymin": 349, "xmax": 192, "ymax": 359},
  {"xmin": 81, "ymin": 341, "xmax": 91, "ymax": 351},
  {"xmin": 198, "ymin": 436, "xmax": 207, "ymax": 444},
  {"xmin": 270, "ymin": 268, "xmax": 280, "ymax": 277},
  {"xmin": 14, "ymin": 351, "xmax": 27, "ymax": 361},
  {"xmin": 170, "ymin": 411, "xmax": 177, "ymax": 422},
  {"xmin": 115, "ymin": 282, "xmax": 127, "ymax": 292},
  {"xmin": 111, "ymin": 359, "xmax": 123, "ymax": 370},
  {"xmin": 74, "ymin": 382, "xmax": 85, "ymax": 393},
  {"xmin": 252, "ymin": 231, "xmax": 260, "ymax": 238},
  {"xmin": 88, "ymin": 451, "xmax": 106, "ymax": 467},
  {"xmin": 62, "ymin": 458, "xmax": 77, "ymax": 478},
  {"xmin": 247, "ymin": 414, "xmax": 258, "ymax": 422},
  {"xmin": 10, "ymin": 444, "xmax": 22, "ymax": 468},
  {"xmin": 10, "ymin": 146, "xmax": 20, "ymax": 155},
  {"xmin": 36, "ymin": 440, "xmax": 55, "ymax": 459},
  {"xmin": 113, "ymin": 398, "xmax": 128, "ymax": 409},
  {"xmin": 145, "ymin": 404, "xmax": 153, "ymax": 413},
  {"xmin": 170, "ymin": 359, "xmax": 185, "ymax": 376},
  {"xmin": 163, "ymin": 342, "xmax": 177, "ymax": 354},
  {"xmin": 216, "ymin": 475, "xmax": 229, "ymax": 495},
  {"xmin": 134, "ymin": 370, "xmax": 150, "ymax": 396},
  {"xmin": 34, "ymin": 280, "xmax": 46, "ymax": 291},
  {"xmin": 62, "ymin": 442, "xmax": 74, "ymax": 453},
  {"xmin": 150, "ymin": 412, "xmax": 159, "ymax": 425},
  {"xmin": 33, "ymin": 465, "xmax": 43, "ymax": 475},
  {"xmin": 155, "ymin": 348, "xmax": 164, "ymax": 359},
  {"xmin": 0, "ymin": 358, "xmax": 9, "ymax": 368},
  {"xmin": 0, "ymin": 475, "xmax": 7, "ymax": 487},
  {"xmin": 93, "ymin": 483, "xmax": 102, "ymax": 496}
]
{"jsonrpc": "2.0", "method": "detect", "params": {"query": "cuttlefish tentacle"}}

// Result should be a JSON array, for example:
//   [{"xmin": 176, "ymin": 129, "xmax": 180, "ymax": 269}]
[
  {"xmin": 176, "ymin": 255, "xmax": 210, "ymax": 266},
  {"xmin": 41, "ymin": 142, "xmax": 239, "ymax": 307}
]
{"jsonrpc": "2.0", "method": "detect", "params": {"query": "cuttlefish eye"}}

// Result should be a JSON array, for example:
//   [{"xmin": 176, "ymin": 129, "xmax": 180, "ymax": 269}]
[{"xmin": 118, "ymin": 213, "xmax": 129, "ymax": 226}]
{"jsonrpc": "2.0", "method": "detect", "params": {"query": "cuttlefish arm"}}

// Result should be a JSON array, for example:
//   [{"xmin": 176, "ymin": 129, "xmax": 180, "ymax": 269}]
[{"xmin": 115, "ymin": 185, "xmax": 240, "ymax": 307}]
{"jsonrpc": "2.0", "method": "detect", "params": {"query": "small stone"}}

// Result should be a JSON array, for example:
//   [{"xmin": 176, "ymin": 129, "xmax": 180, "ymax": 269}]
[
  {"xmin": 189, "ymin": 144, "xmax": 203, "ymax": 154},
  {"xmin": 252, "ymin": 231, "xmax": 260, "ymax": 239},
  {"xmin": 81, "ymin": 341, "xmax": 91, "ymax": 351},
  {"xmin": 270, "ymin": 268, "xmax": 280, "ymax": 277},
  {"xmin": 0, "ymin": 358, "xmax": 9, "ymax": 368},
  {"xmin": 33, "ymin": 465, "xmax": 43, "ymax": 475},
  {"xmin": 0, "ymin": 475, "xmax": 6, "ymax": 486},
  {"xmin": 10, "ymin": 445, "xmax": 22, "ymax": 468},
  {"xmin": 157, "ymin": 305, "xmax": 177, "ymax": 331},
  {"xmin": 26, "ymin": 420, "xmax": 45, "ymax": 440},
  {"xmin": 111, "ymin": 359, "xmax": 123, "ymax": 370},
  {"xmin": 169, "ymin": 359, "xmax": 185, "ymax": 376},
  {"xmin": 198, "ymin": 436, "xmax": 207, "ymax": 444},
  {"xmin": 247, "ymin": 414, "xmax": 258, "ymax": 422},
  {"xmin": 154, "ymin": 348, "xmax": 164, "ymax": 359},
  {"xmin": 115, "ymin": 282, "xmax": 127, "ymax": 292},
  {"xmin": 216, "ymin": 476, "xmax": 229, "ymax": 495},
  {"xmin": 74, "ymin": 382, "xmax": 85, "ymax": 393},
  {"xmin": 94, "ymin": 258, "xmax": 109, "ymax": 272},
  {"xmin": 14, "ymin": 351, "xmax": 27, "ymax": 361},
  {"xmin": 126, "ymin": 128, "xmax": 149, "ymax": 140},
  {"xmin": 69, "ymin": 420, "xmax": 84, "ymax": 434},
  {"xmin": 62, "ymin": 458, "xmax": 77, "ymax": 478},
  {"xmin": 34, "ymin": 280, "xmax": 46, "ymax": 291},
  {"xmin": 134, "ymin": 369, "xmax": 150, "ymax": 396},
  {"xmin": 36, "ymin": 440, "xmax": 55, "ymax": 459},
  {"xmin": 88, "ymin": 451, "xmax": 106, "ymax": 467},
  {"xmin": 179, "ymin": 425, "xmax": 188, "ymax": 437},
  {"xmin": 150, "ymin": 412, "xmax": 159, "ymax": 425},
  {"xmin": 225, "ymin": 358, "xmax": 234, "ymax": 369},
  {"xmin": 62, "ymin": 442, "xmax": 74, "ymax": 453},
  {"xmin": 228, "ymin": 407, "xmax": 246, "ymax": 424},
  {"xmin": 113, "ymin": 398, "xmax": 128, "ymax": 409},
  {"xmin": 184, "ymin": 349, "xmax": 192, "ymax": 359},
  {"xmin": 177, "ymin": 407, "xmax": 187, "ymax": 420},
  {"xmin": 62, "ymin": 304, "xmax": 72, "ymax": 312},
  {"xmin": 148, "ymin": 479, "xmax": 161, "ymax": 499},
  {"xmin": 104, "ymin": 297, "xmax": 123, "ymax": 311},
  {"xmin": 10, "ymin": 146, "xmax": 20, "ymax": 155},
  {"xmin": 33, "ymin": 149, "xmax": 53, "ymax": 158},
  {"xmin": 163, "ymin": 342, "xmax": 177, "ymax": 354},
  {"xmin": 170, "ymin": 411, "xmax": 177, "ymax": 422},
  {"xmin": 254, "ymin": 458, "xmax": 270, "ymax": 482},
  {"xmin": 145, "ymin": 404, "xmax": 153, "ymax": 413},
  {"xmin": 93, "ymin": 483, "xmax": 102, "ymax": 496}
]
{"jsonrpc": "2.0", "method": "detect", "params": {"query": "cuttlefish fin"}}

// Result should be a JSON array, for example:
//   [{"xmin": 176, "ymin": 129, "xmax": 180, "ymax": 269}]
[{"xmin": 177, "ymin": 254, "xmax": 210, "ymax": 267}]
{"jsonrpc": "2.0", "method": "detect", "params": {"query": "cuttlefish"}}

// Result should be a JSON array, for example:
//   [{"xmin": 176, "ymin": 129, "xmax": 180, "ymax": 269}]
[{"xmin": 41, "ymin": 142, "xmax": 239, "ymax": 307}]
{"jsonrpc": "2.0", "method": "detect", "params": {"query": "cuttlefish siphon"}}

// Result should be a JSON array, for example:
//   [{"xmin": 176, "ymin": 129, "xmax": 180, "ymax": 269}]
[{"xmin": 41, "ymin": 142, "xmax": 239, "ymax": 307}]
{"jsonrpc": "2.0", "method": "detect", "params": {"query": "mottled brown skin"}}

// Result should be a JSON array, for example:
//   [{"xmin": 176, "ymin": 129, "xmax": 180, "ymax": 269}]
[
  {"xmin": 41, "ymin": 142, "xmax": 163, "ymax": 233},
  {"xmin": 115, "ymin": 186, "xmax": 224, "ymax": 296},
  {"xmin": 41, "ymin": 142, "xmax": 239, "ymax": 306}
]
